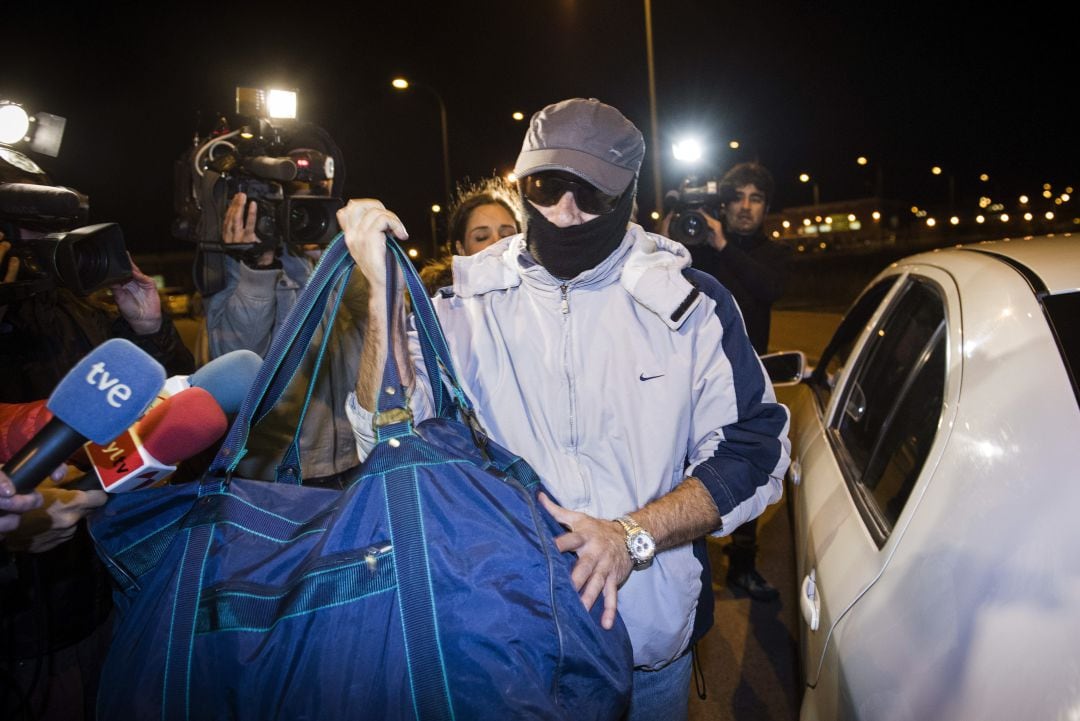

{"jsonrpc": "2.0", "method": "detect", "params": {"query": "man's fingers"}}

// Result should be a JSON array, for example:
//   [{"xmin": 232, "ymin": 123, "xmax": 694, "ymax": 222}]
[
  {"xmin": 600, "ymin": 575, "xmax": 619, "ymax": 630},
  {"xmin": 538, "ymin": 491, "xmax": 576, "ymax": 527},
  {"xmin": 578, "ymin": 569, "xmax": 607, "ymax": 612},
  {"xmin": 3, "ymin": 254, "xmax": 18, "ymax": 283},
  {"xmin": 552, "ymin": 530, "xmax": 584, "ymax": 554},
  {"xmin": 570, "ymin": 552, "xmax": 598, "ymax": 592}
]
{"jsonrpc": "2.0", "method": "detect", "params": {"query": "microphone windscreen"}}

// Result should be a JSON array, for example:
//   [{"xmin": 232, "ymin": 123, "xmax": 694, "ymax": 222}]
[
  {"xmin": 46, "ymin": 338, "xmax": 166, "ymax": 444},
  {"xmin": 0, "ymin": 182, "xmax": 82, "ymax": 219},
  {"xmin": 243, "ymin": 156, "xmax": 297, "ymax": 182},
  {"xmin": 189, "ymin": 349, "xmax": 263, "ymax": 414},
  {"xmin": 0, "ymin": 400, "xmax": 53, "ymax": 463},
  {"xmin": 136, "ymin": 387, "xmax": 228, "ymax": 465}
]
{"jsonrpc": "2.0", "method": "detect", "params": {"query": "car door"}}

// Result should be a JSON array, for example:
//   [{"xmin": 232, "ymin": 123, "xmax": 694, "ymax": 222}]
[{"xmin": 791, "ymin": 269, "xmax": 955, "ymax": 717}]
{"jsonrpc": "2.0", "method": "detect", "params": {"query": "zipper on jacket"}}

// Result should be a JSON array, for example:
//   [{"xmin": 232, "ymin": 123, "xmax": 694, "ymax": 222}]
[{"xmin": 560, "ymin": 284, "xmax": 569, "ymax": 314}]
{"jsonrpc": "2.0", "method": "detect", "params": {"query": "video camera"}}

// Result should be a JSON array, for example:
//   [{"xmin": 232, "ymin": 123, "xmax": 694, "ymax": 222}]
[
  {"xmin": 665, "ymin": 177, "xmax": 738, "ymax": 246},
  {"xmin": 172, "ymin": 88, "xmax": 345, "ymax": 265},
  {"xmin": 0, "ymin": 172, "xmax": 132, "ymax": 305}
]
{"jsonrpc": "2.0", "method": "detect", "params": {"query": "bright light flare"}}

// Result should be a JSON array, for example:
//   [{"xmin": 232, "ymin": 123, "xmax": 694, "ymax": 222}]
[
  {"xmin": 672, "ymin": 138, "xmax": 703, "ymax": 163},
  {"xmin": 0, "ymin": 104, "xmax": 30, "ymax": 144},
  {"xmin": 266, "ymin": 89, "xmax": 297, "ymax": 119},
  {"xmin": 391, "ymin": 78, "xmax": 409, "ymax": 90}
]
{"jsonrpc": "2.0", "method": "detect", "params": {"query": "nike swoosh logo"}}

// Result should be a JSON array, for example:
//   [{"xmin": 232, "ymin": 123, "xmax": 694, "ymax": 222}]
[{"xmin": 639, "ymin": 373, "xmax": 665, "ymax": 381}]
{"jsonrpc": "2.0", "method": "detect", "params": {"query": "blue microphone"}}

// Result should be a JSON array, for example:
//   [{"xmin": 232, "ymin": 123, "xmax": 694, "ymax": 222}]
[
  {"xmin": 188, "ymin": 349, "xmax": 263, "ymax": 415},
  {"xmin": 4, "ymin": 338, "xmax": 166, "ymax": 493}
]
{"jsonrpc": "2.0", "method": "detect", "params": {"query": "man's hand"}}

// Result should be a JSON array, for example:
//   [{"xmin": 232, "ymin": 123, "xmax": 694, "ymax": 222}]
[
  {"xmin": 703, "ymin": 212, "xmax": 728, "ymax": 251},
  {"xmin": 111, "ymin": 255, "xmax": 162, "ymax": 335},
  {"xmin": 2, "ymin": 469, "xmax": 107, "ymax": 553},
  {"xmin": 337, "ymin": 199, "xmax": 409, "ymax": 283},
  {"xmin": 0, "ymin": 465, "xmax": 65, "ymax": 541},
  {"xmin": 223, "ymin": 192, "xmax": 275, "ymax": 267},
  {"xmin": 1, "ymin": 233, "xmax": 20, "ymax": 324},
  {"xmin": 539, "ymin": 492, "xmax": 633, "ymax": 631}
]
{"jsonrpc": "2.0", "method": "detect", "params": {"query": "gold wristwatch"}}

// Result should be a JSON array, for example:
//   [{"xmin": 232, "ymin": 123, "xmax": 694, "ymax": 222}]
[{"xmin": 615, "ymin": 515, "xmax": 656, "ymax": 569}]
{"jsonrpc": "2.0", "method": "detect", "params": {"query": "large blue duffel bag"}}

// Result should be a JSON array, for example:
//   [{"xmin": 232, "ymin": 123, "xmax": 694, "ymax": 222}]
[{"xmin": 88, "ymin": 234, "xmax": 633, "ymax": 720}]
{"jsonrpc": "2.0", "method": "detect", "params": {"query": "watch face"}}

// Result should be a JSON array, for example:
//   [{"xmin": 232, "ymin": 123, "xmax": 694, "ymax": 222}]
[{"xmin": 629, "ymin": 532, "xmax": 655, "ymax": 561}]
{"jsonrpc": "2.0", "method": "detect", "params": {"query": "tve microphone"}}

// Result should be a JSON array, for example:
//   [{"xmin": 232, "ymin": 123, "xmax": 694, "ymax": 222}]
[
  {"xmin": 5, "ymin": 338, "xmax": 165, "ymax": 493},
  {"xmin": 83, "ymin": 387, "xmax": 228, "ymax": 493},
  {"xmin": 188, "ymin": 349, "xmax": 263, "ymax": 414}
]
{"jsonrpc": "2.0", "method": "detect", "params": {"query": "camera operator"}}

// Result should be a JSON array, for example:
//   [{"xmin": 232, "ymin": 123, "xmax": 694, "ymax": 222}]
[
  {"xmin": 662, "ymin": 162, "xmax": 790, "ymax": 602},
  {"xmin": 0, "ymin": 149, "xmax": 194, "ymax": 721},
  {"xmin": 199, "ymin": 127, "xmax": 366, "ymax": 486}
]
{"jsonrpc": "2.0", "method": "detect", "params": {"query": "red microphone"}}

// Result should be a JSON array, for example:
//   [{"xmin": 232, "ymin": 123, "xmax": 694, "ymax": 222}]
[{"xmin": 83, "ymin": 387, "xmax": 228, "ymax": 493}]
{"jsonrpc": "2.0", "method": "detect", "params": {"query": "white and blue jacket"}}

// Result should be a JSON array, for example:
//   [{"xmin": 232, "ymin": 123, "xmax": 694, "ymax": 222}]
[{"xmin": 349, "ymin": 223, "xmax": 790, "ymax": 669}]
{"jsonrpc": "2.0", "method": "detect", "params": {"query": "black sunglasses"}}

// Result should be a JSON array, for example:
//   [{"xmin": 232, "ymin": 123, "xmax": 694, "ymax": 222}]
[{"xmin": 521, "ymin": 172, "xmax": 621, "ymax": 215}]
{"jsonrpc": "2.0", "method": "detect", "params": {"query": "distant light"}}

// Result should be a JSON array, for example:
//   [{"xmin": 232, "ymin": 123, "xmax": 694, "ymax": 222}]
[
  {"xmin": 672, "ymin": 138, "xmax": 703, "ymax": 162},
  {"xmin": 650, "ymin": 210, "xmax": 660, "ymax": 220},
  {"xmin": 819, "ymin": 241, "xmax": 827, "ymax": 249},
  {"xmin": 391, "ymin": 78, "xmax": 409, "ymax": 89},
  {"xmin": 824, "ymin": 216, "xmax": 833, "ymax": 224},
  {"xmin": 1043, "ymin": 190, "xmax": 1053, "ymax": 199},
  {"xmin": 1019, "ymin": 194, "xmax": 1029, "ymax": 204},
  {"xmin": 979, "ymin": 173, "xmax": 990, "ymax": 182},
  {"xmin": 797, "ymin": 244, "xmax": 806, "ymax": 252},
  {"xmin": 512, "ymin": 111, "xmax": 525, "ymax": 121},
  {"xmin": 976, "ymin": 215, "xmax": 986, "ymax": 223},
  {"xmin": 1066, "ymin": 187, "xmax": 1074, "ymax": 194},
  {"xmin": 266, "ymin": 89, "xmax": 297, "ymax": 119},
  {"xmin": 910, "ymin": 205, "xmax": 920, "ymax": 214},
  {"xmin": 926, "ymin": 217, "xmax": 937, "ymax": 227},
  {"xmin": 799, "ymin": 173, "xmax": 811, "ymax": 183},
  {"xmin": 856, "ymin": 156, "xmax": 868, "ymax": 166},
  {"xmin": 506, "ymin": 172, "xmax": 517, "ymax": 183},
  {"xmin": 802, "ymin": 218, "xmax": 812, "ymax": 226},
  {"xmin": 1023, "ymin": 212, "xmax": 1033, "ymax": 221},
  {"xmin": 431, "ymin": 204, "xmax": 441, "ymax": 213},
  {"xmin": 407, "ymin": 248, "xmax": 419, "ymax": 259},
  {"xmin": 847, "ymin": 214, "xmax": 856, "ymax": 222},
  {"xmin": 850, "ymin": 220, "xmax": 862, "ymax": 230},
  {"xmin": 950, "ymin": 216, "xmax": 960, "ymax": 225},
  {"xmin": 979, "ymin": 196, "xmax": 991, "ymax": 208},
  {"xmin": 782, "ymin": 220, "xmax": 791, "ymax": 228},
  {"xmin": 1043, "ymin": 183, "xmax": 1052, "ymax": 190},
  {"xmin": 1000, "ymin": 213, "xmax": 1010, "ymax": 222},
  {"xmin": 771, "ymin": 230, "xmax": 780, "ymax": 238},
  {"xmin": 1046, "ymin": 211, "xmax": 1055, "ymax": 220},
  {"xmin": 729, "ymin": 140, "xmax": 740, "ymax": 150},
  {"xmin": 815, "ymin": 215, "xmax": 823, "ymax": 222},
  {"xmin": 931, "ymin": 166, "xmax": 942, "ymax": 176},
  {"xmin": 0, "ymin": 104, "xmax": 30, "ymax": 144},
  {"xmin": 872, "ymin": 211, "xmax": 881, "ymax": 221},
  {"xmin": 1062, "ymin": 193, "xmax": 1071, "ymax": 202}
]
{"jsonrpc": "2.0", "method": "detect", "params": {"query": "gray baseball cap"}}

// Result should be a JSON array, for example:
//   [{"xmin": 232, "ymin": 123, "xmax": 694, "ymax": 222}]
[{"xmin": 513, "ymin": 98, "xmax": 645, "ymax": 196}]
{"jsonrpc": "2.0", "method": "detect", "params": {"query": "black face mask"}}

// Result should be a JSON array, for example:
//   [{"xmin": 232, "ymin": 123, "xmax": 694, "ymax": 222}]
[{"xmin": 524, "ymin": 179, "xmax": 636, "ymax": 280}]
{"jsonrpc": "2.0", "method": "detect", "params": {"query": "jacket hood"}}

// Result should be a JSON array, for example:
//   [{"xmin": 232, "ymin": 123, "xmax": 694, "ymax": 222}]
[{"xmin": 450, "ymin": 224, "xmax": 701, "ymax": 330}]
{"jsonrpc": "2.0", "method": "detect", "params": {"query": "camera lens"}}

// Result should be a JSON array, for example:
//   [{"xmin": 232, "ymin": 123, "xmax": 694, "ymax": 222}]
[
  {"xmin": 674, "ymin": 211, "xmax": 710, "ymax": 245},
  {"xmin": 289, "ymin": 201, "xmax": 330, "ymax": 246}
]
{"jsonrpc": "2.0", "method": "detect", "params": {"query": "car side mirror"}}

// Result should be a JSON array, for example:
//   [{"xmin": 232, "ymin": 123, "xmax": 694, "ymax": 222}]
[{"xmin": 761, "ymin": 350, "xmax": 807, "ymax": 386}]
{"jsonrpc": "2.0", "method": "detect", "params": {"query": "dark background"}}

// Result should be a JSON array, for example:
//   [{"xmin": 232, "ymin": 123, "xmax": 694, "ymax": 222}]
[{"xmin": 5, "ymin": 1, "xmax": 1075, "ymax": 259}]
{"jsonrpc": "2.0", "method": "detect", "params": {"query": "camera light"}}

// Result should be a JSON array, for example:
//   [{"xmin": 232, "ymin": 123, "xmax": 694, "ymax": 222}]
[
  {"xmin": 266, "ymin": 89, "xmax": 297, "ymax": 119},
  {"xmin": 672, "ymin": 138, "xmax": 703, "ymax": 163},
  {"xmin": 0, "ymin": 103, "xmax": 31, "ymax": 144}
]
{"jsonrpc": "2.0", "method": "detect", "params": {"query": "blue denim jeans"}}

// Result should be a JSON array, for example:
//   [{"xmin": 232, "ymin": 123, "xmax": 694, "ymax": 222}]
[{"xmin": 625, "ymin": 651, "xmax": 693, "ymax": 721}]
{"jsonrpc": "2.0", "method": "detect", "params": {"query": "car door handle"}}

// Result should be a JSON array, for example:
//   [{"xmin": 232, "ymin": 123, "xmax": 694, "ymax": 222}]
[
  {"xmin": 788, "ymin": 459, "xmax": 801, "ymax": 487},
  {"xmin": 801, "ymin": 569, "xmax": 820, "ymax": 631}
]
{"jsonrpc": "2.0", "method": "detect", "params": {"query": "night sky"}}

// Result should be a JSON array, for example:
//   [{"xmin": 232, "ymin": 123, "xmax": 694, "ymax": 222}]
[{"xmin": 6, "ymin": 1, "xmax": 1074, "ymax": 257}]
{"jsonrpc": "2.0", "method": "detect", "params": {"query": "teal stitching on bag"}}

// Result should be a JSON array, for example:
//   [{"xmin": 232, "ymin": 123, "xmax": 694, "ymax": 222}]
[
  {"xmin": 161, "ymin": 528, "xmax": 191, "ymax": 721},
  {"xmin": 185, "ymin": 527, "xmax": 215, "ymax": 721}
]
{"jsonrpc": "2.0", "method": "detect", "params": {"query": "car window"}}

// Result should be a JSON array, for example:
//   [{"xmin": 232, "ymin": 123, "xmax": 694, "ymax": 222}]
[
  {"xmin": 810, "ymin": 277, "xmax": 898, "ymax": 409},
  {"xmin": 1042, "ymin": 291, "xmax": 1080, "ymax": 411},
  {"xmin": 831, "ymin": 278, "xmax": 946, "ymax": 544}
]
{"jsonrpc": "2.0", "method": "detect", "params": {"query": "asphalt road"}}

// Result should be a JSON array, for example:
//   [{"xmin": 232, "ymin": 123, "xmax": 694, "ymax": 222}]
[{"xmin": 687, "ymin": 309, "xmax": 842, "ymax": 721}]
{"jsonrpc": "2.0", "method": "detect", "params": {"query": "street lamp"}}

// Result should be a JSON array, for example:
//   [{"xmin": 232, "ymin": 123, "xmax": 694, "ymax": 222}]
[
  {"xmin": 799, "ymin": 173, "xmax": 820, "ymax": 206},
  {"xmin": 391, "ymin": 77, "xmax": 452, "ymax": 209}
]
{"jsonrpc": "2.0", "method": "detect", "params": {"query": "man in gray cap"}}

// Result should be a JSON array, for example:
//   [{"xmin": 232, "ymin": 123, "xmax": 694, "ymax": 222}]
[{"xmin": 341, "ymin": 97, "xmax": 790, "ymax": 720}]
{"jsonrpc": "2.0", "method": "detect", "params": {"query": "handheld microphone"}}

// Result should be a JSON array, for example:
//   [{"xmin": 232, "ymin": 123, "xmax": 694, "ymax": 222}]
[
  {"xmin": 4, "ymin": 339, "xmax": 165, "ymax": 493},
  {"xmin": 83, "ymin": 387, "xmax": 228, "ymax": 493},
  {"xmin": 188, "ymin": 349, "xmax": 262, "ymax": 415}
]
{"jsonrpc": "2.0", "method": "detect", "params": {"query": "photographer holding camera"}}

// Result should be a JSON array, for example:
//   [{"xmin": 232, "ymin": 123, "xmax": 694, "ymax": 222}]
[
  {"xmin": 194, "ymin": 123, "xmax": 367, "ymax": 485},
  {"xmin": 0, "ymin": 148, "xmax": 194, "ymax": 720},
  {"xmin": 663, "ymin": 162, "xmax": 790, "ymax": 602}
]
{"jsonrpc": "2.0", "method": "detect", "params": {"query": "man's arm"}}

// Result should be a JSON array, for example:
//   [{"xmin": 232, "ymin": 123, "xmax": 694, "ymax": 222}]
[
  {"xmin": 338, "ymin": 199, "xmax": 414, "ymax": 412},
  {"xmin": 703, "ymin": 214, "xmax": 789, "ymax": 303},
  {"xmin": 539, "ymin": 477, "xmax": 721, "ymax": 631}
]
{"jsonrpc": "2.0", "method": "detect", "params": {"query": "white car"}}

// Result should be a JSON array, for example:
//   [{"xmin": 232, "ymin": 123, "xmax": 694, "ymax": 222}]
[{"xmin": 771, "ymin": 234, "xmax": 1080, "ymax": 720}]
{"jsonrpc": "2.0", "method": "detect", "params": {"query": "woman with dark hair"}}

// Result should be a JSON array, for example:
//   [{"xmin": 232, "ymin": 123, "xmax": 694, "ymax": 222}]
[{"xmin": 419, "ymin": 176, "xmax": 520, "ymax": 295}]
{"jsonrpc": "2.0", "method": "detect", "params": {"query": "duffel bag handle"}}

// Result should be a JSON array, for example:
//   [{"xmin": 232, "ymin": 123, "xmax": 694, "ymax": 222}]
[{"xmin": 208, "ymin": 231, "xmax": 470, "ymax": 480}]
